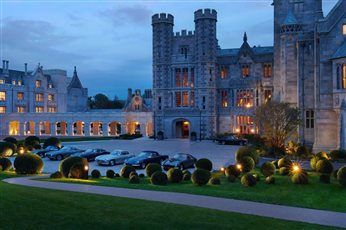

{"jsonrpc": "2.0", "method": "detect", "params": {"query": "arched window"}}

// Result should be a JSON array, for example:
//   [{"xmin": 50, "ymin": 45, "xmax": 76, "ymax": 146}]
[{"xmin": 343, "ymin": 64, "xmax": 346, "ymax": 89}]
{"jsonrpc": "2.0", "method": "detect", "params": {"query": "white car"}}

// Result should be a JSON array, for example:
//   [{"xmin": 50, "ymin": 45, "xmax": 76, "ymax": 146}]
[{"xmin": 95, "ymin": 150, "xmax": 135, "ymax": 166}]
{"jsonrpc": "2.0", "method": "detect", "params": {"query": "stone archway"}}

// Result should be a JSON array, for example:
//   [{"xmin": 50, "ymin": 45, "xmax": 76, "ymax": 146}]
[
  {"xmin": 73, "ymin": 121, "xmax": 85, "ymax": 136},
  {"xmin": 174, "ymin": 119, "xmax": 190, "ymax": 139},
  {"xmin": 56, "ymin": 121, "xmax": 68, "ymax": 135},
  {"xmin": 108, "ymin": 121, "xmax": 120, "ymax": 136}
]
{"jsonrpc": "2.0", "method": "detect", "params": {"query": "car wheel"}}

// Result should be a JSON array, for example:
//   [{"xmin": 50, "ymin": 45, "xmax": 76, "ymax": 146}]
[
  {"xmin": 110, "ymin": 160, "xmax": 115, "ymax": 166},
  {"xmin": 141, "ymin": 162, "xmax": 146, "ymax": 169},
  {"xmin": 56, "ymin": 155, "xmax": 63, "ymax": 161}
]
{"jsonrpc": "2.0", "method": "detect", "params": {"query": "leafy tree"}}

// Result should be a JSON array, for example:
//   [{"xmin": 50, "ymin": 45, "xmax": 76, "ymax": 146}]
[
  {"xmin": 255, "ymin": 102, "xmax": 300, "ymax": 150},
  {"xmin": 88, "ymin": 94, "xmax": 125, "ymax": 109},
  {"xmin": 93, "ymin": 93, "xmax": 110, "ymax": 109}
]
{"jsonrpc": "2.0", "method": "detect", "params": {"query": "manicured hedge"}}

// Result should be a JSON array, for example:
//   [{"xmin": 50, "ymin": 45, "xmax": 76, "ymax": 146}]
[
  {"xmin": 191, "ymin": 169, "xmax": 211, "ymax": 186},
  {"xmin": 278, "ymin": 157, "xmax": 292, "ymax": 168},
  {"xmin": 265, "ymin": 176, "xmax": 275, "ymax": 184},
  {"xmin": 330, "ymin": 149, "xmax": 346, "ymax": 160},
  {"xmin": 238, "ymin": 156, "xmax": 255, "ymax": 173},
  {"xmin": 3, "ymin": 137, "xmax": 17, "ymax": 145},
  {"xmin": 182, "ymin": 170, "xmax": 191, "ymax": 181},
  {"xmin": 0, "ymin": 142, "xmax": 16, "ymax": 157},
  {"xmin": 195, "ymin": 158, "xmax": 213, "ymax": 171},
  {"xmin": 241, "ymin": 173, "xmax": 256, "ymax": 187},
  {"xmin": 167, "ymin": 168, "xmax": 183, "ymax": 183},
  {"xmin": 14, "ymin": 154, "xmax": 43, "ymax": 174},
  {"xmin": 24, "ymin": 136, "xmax": 40, "ymax": 147},
  {"xmin": 291, "ymin": 171, "xmax": 309, "ymax": 185},
  {"xmin": 235, "ymin": 146, "xmax": 259, "ymax": 164},
  {"xmin": 69, "ymin": 163, "xmax": 88, "ymax": 179},
  {"xmin": 0, "ymin": 157, "xmax": 12, "ymax": 171},
  {"xmin": 337, "ymin": 166, "xmax": 346, "ymax": 187},
  {"xmin": 261, "ymin": 162, "xmax": 275, "ymax": 177},
  {"xmin": 225, "ymin": 165, "xmax": 241, "ymax": 178},
  {"xmin": 50, "ymin": 171, "xmax": 63, "ymax": 179},
  {"xmin": 120, "ymin": 165, "xmax": 136, "ymax": 178},
  {"xmin": 316, "ymin": 159, "xmax": 333, "ymax": 175},
  {"xmin": 59, "ymin": 156, "xmax": 88, "ymax": 178},
  {"xmin": 129, "ymin": 175, "xmax": 140, "ymax": 184},
  {"xmin": 145, "ymin": 163, "xmax": 161, "ymax": 177},
  {"xmin": 150, "ymin": 171, "xmax": 168, "ymax": 186},
  {"xmin": 209, "ymin": 177, "xmax": 221, "ymax": 185}
]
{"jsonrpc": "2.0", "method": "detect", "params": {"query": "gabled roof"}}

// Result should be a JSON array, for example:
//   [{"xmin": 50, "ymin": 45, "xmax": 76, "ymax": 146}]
[
  {"xmin": 331, "ymin": 41, "xmax": 346, "ymax": 60},
  {"xmin": 283, "ymin": 10, "xmax": 299, "ymax": 25},
  {"xmin": 68, "ymin": 66, "xmax": 83, "ymax": 89}
]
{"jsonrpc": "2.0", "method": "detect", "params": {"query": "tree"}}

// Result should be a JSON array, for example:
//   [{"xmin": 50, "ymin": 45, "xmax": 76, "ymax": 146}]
[
  {"xmin": 254, "ymin": 102, "xmax": 300, "ymax": 150},
  {"xmin": 93, "ymin": 94, "xmax": 110, "ymax": 109}
]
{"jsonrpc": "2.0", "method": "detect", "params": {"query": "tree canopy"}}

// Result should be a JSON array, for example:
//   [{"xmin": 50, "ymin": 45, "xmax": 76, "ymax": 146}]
[{"xmin": 88, "ymin": 94, "xmax": 125, "ymax": 109}]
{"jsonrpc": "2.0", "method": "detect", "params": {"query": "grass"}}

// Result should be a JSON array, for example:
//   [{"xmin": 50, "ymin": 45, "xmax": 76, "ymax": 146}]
[
  {"xmin": 0, "ymin": 173, "xmax": 338, "ymax": 230},
  {"xmin": 43, "ymin": 169, "xmax": 346, "ymax": 213}
]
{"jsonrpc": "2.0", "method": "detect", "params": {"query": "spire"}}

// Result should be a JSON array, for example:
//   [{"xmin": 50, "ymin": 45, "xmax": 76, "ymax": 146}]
[
  {"xmin": 68, "ymin": 66, "xmax": 83, "ymax": 89},
  {"xmin": 243, "ymin": 32, "xmax": 248, "ymax": 43}
]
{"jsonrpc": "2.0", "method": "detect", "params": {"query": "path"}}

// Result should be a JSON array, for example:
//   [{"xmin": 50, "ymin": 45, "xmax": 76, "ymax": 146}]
[{"xmin": 3, "ymin": 176, "xmax": 346, "ymax": 228}]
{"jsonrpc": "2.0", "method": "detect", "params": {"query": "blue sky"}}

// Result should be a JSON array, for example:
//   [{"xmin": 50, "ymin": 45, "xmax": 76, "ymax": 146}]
[{"xmin": 0, "ymin": 0, "xmax": 338, "ymax": 99}]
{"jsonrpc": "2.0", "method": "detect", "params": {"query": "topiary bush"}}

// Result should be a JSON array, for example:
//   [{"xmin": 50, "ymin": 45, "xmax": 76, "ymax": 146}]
[
  {"xmin": 0, "ymin": 142, "xmax": 16, "ymax": 157},
  {"xmin": 195, "ymin": 158, "xmax": 213, "ymax": 171},
  {"xmin": 330, "ymin": 149, "xmax": 346, "ymax": 160},
  {"xmin": 310, "ymin": 156, "xmax": 321, "ymax": 171},
  {"xmin": 59, "ymin": 156, "xmax": 88, "ymax": 178},
  {"xmin": 24, "ymin": 136, "xmax": 40, "ymax": 148},
  {"xmin": 265, "ymin": 176, "xmax": 275, "ymax": 184},
  {"xmin": 271, "ymin": 160, "xmax": 279, "ymax": 169},
  {"xmin": 316, "ymin": 159, "xmax": 334, "ymax": 175},
  {"xmin": 279, "ymin": 167, "xmax": 290, "ymax": 176},
  {"xmin": 138, "ymin": 173, "xmax": 145, "ymax": 178},
  {"xmin": 120, "ymin": 165, "xmax": 136, "ymax": 178},
  {"xmin": 209, "ymin": 177, "xmax": 221, "ymax": 185},
  {"xmin": 69, "ymin": 163, "xmax": 88, "ymax": 179},
  {"xmin": 145, "ymin": 163, "xmax": 162, "ymax": 177},
  {"xmin": 235, "ymin": 146, "xmax": 259, "ymax": 164},
  {"xmin": 3, "ymin": 137, "xmax": 17, "ymax": 145},
  {"xmin": 150, "ymin": 171, "xmax": 168, "ymax": 186},
  {"xmin": 241, "ymin": 173, "xmax": 256, "ymax": 187},
  {"xmin": 191, "ymin": 169, "xmax": 211, "ymax": 186},
  {"xmin": 167, "ymin": 168, "xmax": 183, "ymax": 183},
  {"xmin": 238, "ymin": 156, "xmax": 255, "ymax": 173},
  {"xmin": 337, "ymin": 166, "xmax": 346, "ymax": 187},
  {"xmin": 296, "ymin": 145, "xmax": 309, "ymax": 156},
  {"xmin": 319, "ymin": 174, "xmax": 330, "ymax": 184},
  {"xmin": 129, "ymin": 175, "xmax": 140, "ymax": 184},
  {"xmin": 253, "ymin": 173, "xmax": 260, "ymax": 182},
  {"xmin": 278, "ymin": 157, "xmax": 292, "ymax": 169},
  {"xmin": 115, "ymin": 173, "xmax": 120, "ymax": 177},
  {"xmin": 106, "ymin": 169, "xmax": 115, "ymax": 178},
  {"xmin": 43, "ymin": 137, "xmax": 62, "ymax": 149},
  {"xmin": 129, "ymin": 171, "xmax": 138, "ymax": 178},
  {"xmin": 261, "ymin": 162, "xmax": 276, "ymax": 177},
  {"xmin": 225, "ymin": 165, "xmax": 241, "ymax": 178},
  {"xmin": 50, "ymin": 171, "xmax": 63, "ymax": 179},
  {"xmin": 182, "ymin": 170, "xmax": 191, "ymax": 181},
  {"xmin": 0, "ymin": 157, "xmax": 12, "ymax": 171},
  {"xmin": 91, "ymin": 169, "xmax": 101, "ymax": 178},
  {"xmin": 291, "ymin": 171, "xmax": 309, "ymax": 185},
  {"xmin": 227, "ymin": 174, "xmax": 236, "ymax": 183},
  {"xmin": 14, "ymin": 154, "xmax": 43, "ymax": 174}
]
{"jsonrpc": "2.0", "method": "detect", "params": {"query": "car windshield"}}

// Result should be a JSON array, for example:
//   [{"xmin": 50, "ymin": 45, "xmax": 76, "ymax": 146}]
[
  {"xmin": 173, "ymin": 154, "xmax": 186, "ymax": 160},
  {"xmin": 138, "ymin": 152, "xmax": 151, "ymax": 157},
  {"xmin": 47, "ymin": 146, "xmax": 56, "ymax": 150},
  {"xmin": 84, "ymin": 149, "xmax": 93, "ymax": 153},
  {"xmin": 111, "ymin": 151, "xmax": 121, "ymax": 156},
  {"xmin": 61, "ymin": 147, "xmax": 71, "ymax": 150}
]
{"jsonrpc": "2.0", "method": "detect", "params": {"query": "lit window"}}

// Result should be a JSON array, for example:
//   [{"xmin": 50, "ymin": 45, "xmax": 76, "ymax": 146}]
[
  {"xmin": 35, "ymin": 80, "xmax": 41, "ymax": 88},
  {"xmin": 48, "ymin": 94, "xmax": 54, "ymax": 102},
  {"xmin": 242, "ymin": 65, "xmax": 249, "ymax": 77},
  {"xmin": 12, "ymin": 80, "xmax": 16, "ymax": 85},
  {"xmin": 190, "ymin": 68, "xmax": 195, "ymax": 87},
  {"xmin": 48, "ymin": 83, "xmax": 53, "ymax": 88},
  {"xmin": 236, "ymin": 116, "xmax": 255, "ymax": 134},
  {"xmin": 306, "ymin": 110, "xmax": 314, "ymax": 129},
  {"xmin": 35, "ymin": 93, "xmax": 43, "ymax": 102},
  {"xmin": 183, "ymin": 68, "xmax": 188, "ymax": 87},
  {"xmin": 0, "ymin": 91, "xmax": 6, "ymax": 101},
  {"xmin": 264, "ymin": 90, "xmax": 272, "ymax": 103},
  {"xmin": 17, "ymin": 106, "xmax": 25, "ymax": 113},
  {"xmin": 175, "ymin": 69, "xmax": 181, "ymax": 87},
  {"xmin": 35, "ymin": 106, "xmax": 43, "ymax": 113},
  {"xmin": 343, "ymin": 64, "xmax": 346, "ymax": 89},
  {"xmin": 343, "ymin": 24, "xmax": 346, "ymax": 35},
  {"xmin": 182, "ymin": 92, "xmax": 189, "ymax": 107},
  {"xmin": 17, "ymin": 92, "xmax": 24, "ymax": 101},
  {"xmin": 0, "ymin": 106, "xmax": 6, "ymax": 113},
  {"xmin": 18, "ymin": 80, "xmax": 22, "ymax": 86},
  {"xmin": 175, "ymin": 92, "xmax": 181, "ymax": 107},
  {"xmin": 220, "ymin": 66, "xmax": 228, "ymax": 79},
  {"xmin": 263, "ymin": 64, "xmax": 272, "ymax": 78},
  {"xmin": 190, "ymin": 91, "xmax": 195, "ymax": 107},
  {"xmin": 236, "ymin": 89, "xmax": 253, "ymax": 107},
  {"xmin": 48, "ymin": 107, "xmax": 56, "ymax": 113},
  {"xmin": 221, "ymin": 90, "xmax": 228, "ymax": 108},
  {"xmin": 0, "ymin": 79, "xmax": 4, "ymax": 84}
]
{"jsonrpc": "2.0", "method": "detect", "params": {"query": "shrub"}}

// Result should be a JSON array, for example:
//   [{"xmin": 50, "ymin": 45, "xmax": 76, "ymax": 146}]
[
  {"xmin": 296, "ymin": 145, "xmax": 309, "ymax": 156},
  {"xmin": 0, "ymin": 142, "xmax": 16, "ymax": 157},
  {"xmin": 69, "ymin": 163, "xmax": 88, "ymax": 179},
  {"xmin": 167, "ymin": 168, "xmax": 183, "ymax": 183},
  {"xmin": 241, "ymin": 173, "xmax": 256, "ymax": 187},
  {"xmin": 43, "ymin": 137, "xmax": 62, "ymax": 149},
  {"xmin": 191, "ymin": 169, "xmax": 211, "ymax": 186},
  {"xmin": 91, "ymin": 169, "xmax": 101, "ymax": 178},
  {"xmin": 291, "ymin": 171, "xmax": 309, "ymax": 185},
  {"xmin": 50, "ymin": 171, "xmax": 63, "ymax": 179},
  {"xmin": 209, "ymin": 177, "xmax": 221, "ymax": 185},
  {"xmin": 316, "ymin": 152, "xmax": 329, "ymax": 160},
  {"xmin": 261, "ymin": 162, "xmax": 276, "ymax": 177},
  {"xmin": 14, "ymin": 154, "xmax": 43, "ymax": 174},
  {"xmin": 25, "ymin": 136, "xmax": 40, "ymax": 147},
  {"xmin": 59, "ymin": 157, "xmax": 88, "ymax": 178},
  {"xmin": 150, "ymin": 171, "xmax": 168, "ymax": 186},
  {"xmin": 115, "ymin": 173, "xmax": 120, "ymax": 177},
  {"xmin": 235, "ymin": 146, "xmax": 259, "ymax": 164},
  {"xmin": 129, "ymin": 171, "xmax": 138, "ymax": 178},
  {"xmin": 182, "ymin": 171, "xmax": 191, "ymax": 181},
  {"xmin": 3, "ymin": 137, "xmax": 17, "ymax": 145},
  {"xmin": 129, "ymin": 175, "xmax": 140, "ymax": 184},
  {"xmin": 106, "ymin": 170, "xmax": 115, "ymax": 178},
  {"xmin": 138, "ymin": 173, "xmax": 145, "ymax": 178},
  {"xmin": 278, "ymin": 157, "xmax": 292, "ymax": 168},
  {"xmin": 337, "ymin": 166, "xmax": 346, "ymax": 187},
  {"xmin": 265, "ymin": 176, "xmax": 275, "ymax": 184},
  {"xmin": 253, "ymin": 174, "xmax": 260, "ymax": 181},
  {"xmin": 227, "ymin": 174, "xmax": 236, "ymax": 183},
  {"xmin": 145, "ymin": 163, "xmax": 162, "ymax": 177},
  {"xmin": 238, "ymin": 156, "xmax": 255, "ymax": 173},
  {"xmin": 319, "ymin": 174, "xmax": 330, "ymax": 184},
  {"xmin": 0, "ymin": 165, "xmax": 2, "ymax": 171},
  {"xmin": 316, "ymin": 159, "xmax": 334, "ymax": 175},
  {"xmin": 310, "ymin": 156, "xmax": 320, "ymax": 171},
  {"xmin": 195, "ymin": 158, "xmax": 213, "ymax": 171},
  {"xmin": 330, "ymin": 149, "xmax": 346, "ymax": 160},
  {"xmin": 271, "ymin": 160, "xmax": 279, "ymax": 169},
  {"xmin": 225, "ymin": 165, "xmax": 241, "ymax": 178},
  {"xmin": 0, "ymin": 157, "xmax": 12, "ymax": 171},
  {"xmin": 120, "ymin": 165, "xmax": 136, "ymax": 178},
  {"xmin": 279, "ymin": 167, "xmax": 289, "ymax": 176}
]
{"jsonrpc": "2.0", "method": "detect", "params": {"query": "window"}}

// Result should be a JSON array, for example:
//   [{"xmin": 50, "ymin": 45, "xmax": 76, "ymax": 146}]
[
  {"xmin": 190, "ymin": 68, "xmax": 195, "ymax": 87},
  {"xmin": 236, "ymin": 89, "xmax": 253, "ymax": 107},
  {"xmin": 35, "ymin": 80, "xmax": 41, "ymax": 88},
  {"xmin": 221, "ymin": 90, "xmax": 228, "ymax": 108},
  {"xmin": 0, "ymin": 79, "xmax": 4, "ymax": 84},
  {"xmin": 182, "ymin": 92, "xmax": 189, "ymax": 107},
  {"xmin": 306, "ymin": 110, "xmax": 314, "ymax": 129},
  {"xmin": 241, "ymin": 65, "xmax": 249, "ymax": 77},
  {"xmin": 0, "ymin": 91, "xmax": 6, "ymax": 101},
  {"xmin": 263, "ymin": 64, "xmax": 272, "ymax": 78},
  {"xmin": 158, "ymin": 96, "xmax": 162, "ymax": 110},
  {"xmin": 175, "ymin": 92, "xmax": 181, "ymax": 107},
  {"xmin": 220, "ymin": 66, "xmax": 228, "ymax": 79},
  {"xmin": 236, "ymin": 116, "xmax": 255, "ymax": 134},
  {"xmin": 175, "ymin": 69, "xmax": 181, "ymax": 87},
  {"xmin": 35, "ymin": 106, "xmax": 44, "ymax": 113},
  {"xmin": 264, "ymin": 90, "xmax": 272, "ymax": 103},
  {"xmin": 183, "ymin": 68, "xmax": 188, "ymax": 87},
  {"xmin": 343, "ymin": 24, "xmax": 346, "ymax": 35},
  {"xmin": 343, "ymin": 64, "xmax": 346, "ymax": 89},
  {"xmin": 17, "ymin": 106, "xmax": 25, "ymax": 113},
  {"xmin": 181, "ymin": 47, "xmax": 188, "ymax": 59},
  {"xmin": 12, "ymin": 80, "xmax": 16, "ymax": 85},
  {"xmin": 48, "ymin": 107, "xmax": 56, "ymax": 113},
  {"xmin": 17, "ymin": 92, "xmax": 24, "ymax": 101},
  {"xmin": 18, "ymin": 80, "xmax": 22, "ymax": 86},
  {"xmin": 0, "ymin": 106, "xmax": 6, "ymax": 113},
  {"xmin": 48, "ymin": 94, "xmax": 54, "ymax": 102},
  {"xmin": 190, "ymin": 91, "xmax": 195, "ymax": 107},
  {"xmin": 48, "ymin": 83, "xmax": 53, "ymax": 88},
  {"xmin": 35, "ymin": 93, "xmax": 43, "ymax": 102},
  {"xmin": 202, "ymin": 96, "xmax": 206, "ymax": 110}
]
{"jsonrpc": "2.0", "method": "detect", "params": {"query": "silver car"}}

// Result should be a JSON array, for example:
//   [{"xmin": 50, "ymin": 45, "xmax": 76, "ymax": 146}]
[{"xmin": 95, "ymin": 150, "xmax": 134, "ymax": 166}]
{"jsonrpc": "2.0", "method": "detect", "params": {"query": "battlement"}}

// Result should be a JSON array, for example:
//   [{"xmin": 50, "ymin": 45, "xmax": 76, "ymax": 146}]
[
  {"xmin": 152, "ymin": 13, "xmax": 174, "ymax": 25},
  {"xmin": 174, "ymin": 29, "xmax": 194, "ymax": 37},
  {"xmin": 194, "ymin": 9, "xmax": 217, "ymax": 21}
]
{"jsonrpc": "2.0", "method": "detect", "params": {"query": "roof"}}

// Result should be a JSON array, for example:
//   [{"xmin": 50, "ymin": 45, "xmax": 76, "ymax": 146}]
[
  {"xmin": 217, "ymin": 46, "xmax": 273, "ymax": 57},
  {"xmin": 283, "ymin": 11, "xmax": 299, "ymax": 25},
  {"xmin": 331, "ymin": 41, "xmax": 346, "ymax": 60},
  {"xmin": 68, "ymin": 66, "xmax": 83, "ymax": 89}
]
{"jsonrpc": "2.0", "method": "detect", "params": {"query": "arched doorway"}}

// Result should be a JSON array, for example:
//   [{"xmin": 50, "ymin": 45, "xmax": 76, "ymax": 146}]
[
  {"xmin": 24, "ymin": 121, "xmax": 35, "ymax": 135},
  {"xmin": 39, "ymin": 121, "xmax": 51, "ymax": 135},
  {"xmin": 175, "ymin": 120, "xmax": 190, "ymax": 139},
  {"xmin": 108, "ymin": 121, "xmax": 120, "ymax": 136},
  {"xmin": 9, "ymin": 121, "xmax": 20, "ymax": 135},
  {"xmin": 56, "ymin": 121, "xmax": 67, "ymax": 135},
  {"xmin": 73, "ymin": 121, "xmax": 84, "ymax": 136},
  {"xmin": 90, "ymin": 121, "xmax": 102, "ymax": 136}
]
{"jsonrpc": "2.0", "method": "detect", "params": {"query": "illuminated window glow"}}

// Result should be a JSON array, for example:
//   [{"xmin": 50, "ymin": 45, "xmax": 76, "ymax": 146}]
[
  {"xmin": 263, "ymin": 64, "xmax": 272, "ymax": 78},
  {"xmin": 236, "ymin": 89, "xmax": 253, "ymax": 107},
  {"xmin": 182, "ymin": 91, "xmax": 189, "ymax": 107},
  {"xmin": 183, "ymin": 68, "xmax": 188, "ymax": 87},
  {"xmin": 35, "ymin": 93, "xmax": 43, "ymax": 102},
  {"xmin": 17, "ymin": 92, "xmax": 24, "ymax": 101},
  {"xmin": 17, "ymin": 106, "xmax": 25, "ymax": 113},
  {"xmin": 221, "ymin": 90, "xmax": 228, "ymax": 108},
  {"xmin": 175, "ymin": 92, "xmax": 181, "ymax": 107},
  {"xmin": 241, "ymin": 65, "xmax": 249, "ymax": 77},
  {"xmin": 0, "ymin": 106, "xmax": 6, "ymax": 113},
  {"xmin": 236, "ymin": 116, "xmax": 255, "ymax": 134},
  {"xmin": 343, "ymin": 24, "xmax": 346, "ymax": 35},
  {"xmin": 35, "ymin": 106, "xmax": 44, "ymax": 113},
  {"xmin": 36, "ymin": 80, "xmax": 41, "ymax": 88},
  {"xmin": 48, "ymin": 94, "xmax": 54, "ymax": 102},
  {"xmin": 0, "ymin": 91, "xmax": 6, "ymax": 101},
  {"xmin": 175, "ymin": 69, "xmax": 181, "ymax": 87},
  {"xmin": 48, "ymin": 107, "xmax": 56, "ymax": 113}
]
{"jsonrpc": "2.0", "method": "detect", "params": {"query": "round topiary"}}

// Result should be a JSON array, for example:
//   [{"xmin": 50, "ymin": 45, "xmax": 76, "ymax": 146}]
[
  {"xmin": 319, "ymin": 174, "xmax": 330, "ymax": 184},
  {"xmin": 183, "ymin": 172, "xmax": 191, "ymax": 181},
  {"xmin": 261, "ymin": 162, "xmax": 276, "ymax": 177},
  {"xmin": 337, "ymin": 166, "xmax": 346, "ymax": 187},
  {"xmin": 316, "ymin": 159, "xmax": 334, "ymax": 175},
  {"xmin": 129, "ymin": 175, "xmax": 140, "ymax": 184},
  {"xmin": 43, "ymin": 137, "xmax": 62, "ymax": 149},
  {"xmin": 167, "ymin": 168, "xmax": 183, "ymax": 183},
  {"xmin": 279, "ymin": 167, "xmax": 290, "ymax": 176},
  {"xmin": 120, "ymin": 165, "xmax": 136, "ymax": 178},
  {"xmin": 310, "ymin": 156, "xmax": 320, "ymax": 171},
  {"xmin": 265, "ymin": 176, "xmax": 275, "ymax": 184},
  {"xmin": 209, "ymin": 177, "xmax": 221, "ymax": 185},
  {"xmin": 330, "ymin": 149, "xmax": 346, "ymax": 160},
  {"xmin": 138, "ymin": 173, "xmax": 145, "ymax": 178},
  {"xmin": 0, "ymin": 157, "xmax": 12, "ymax": 171},
  {"xmin": 253, "ymin": 174, "xmax": 260, "ymax": 182},
  {"xmin": 227, "ymin": 174, "xmax": 236, "ymax": 183},
  {"xmin": 296, "ymin": 145, "xmax": 309, "ymax": 156},
  {"xmin": 291, "ymin": 171, "xmax": 309, "ymax": 185},
  {"xmin": 241, "ymin": 173, "xmax": 256, "ymax": 187},
  {"xmin": 271, "ymin": 160, "xmax": 279, "ymax": 169},
  {"xmin": 316, "ymin": 152, "xmax": 329, "ymax": 160},
  {"xmin": 129, "ymin": 171, "xmax": 138, "ymax": 178},
  {"xmin": 91, "ymin": 169, "xmax": 101, "ymax": 178},
  {"xmin": 59, "ymin": 157, "xmax": 88, "ymax": 178},
  {"xmin": 115, "ymin": 173, "xmax": 120, "ymax": 177},
  {"xmin": 191, "ymin": 169, "xmax": 211, "ymax": 186},
  {"xmin": 195, "ymin": 158, "xmax": 213, "ymax": 171},
  {"xmin": 278, "ymin": 157, "xmax": 292, "ymax": 169},
  {"xmin": 50, "ymin": 171, "xmax": 63, "ymax": 179},
  {"xmin": 145, "ymin": 163, "xmax": 162, "ymax": 177},
  {"xmin": 238, "ymin": 156, "xmax": 255, "ymax": 173},
  {"xmin": 225, "ymin": 165, "xmax": 241, "ymax": 178},
  {"xmin": 24, "ymin": 136, "xmax": 40, "ymax": 147},
  {"xmin": 235, "ymin": 146, "xmax": 259, "ymax": 164},
  {"xmin": 14, "ymin": 154, "xmax": 43, "ymax": 174},
  {"xmin": 106, "ymin": 169, "xmax": 115, "ymax": 178},
  {"xmin": 150, "ymin": 171, "xmax": 168, "ymax": 186},
  {"xmin": 0, "ymin": 142, "xmax": 16, "ymax": 157},
  {"xmin": 3, "ymin": 137, "xmax": 17, "ymax": 145},
  {"xmin": 69, "ymin": 163, "xmax": 87, "ymax": 179}
]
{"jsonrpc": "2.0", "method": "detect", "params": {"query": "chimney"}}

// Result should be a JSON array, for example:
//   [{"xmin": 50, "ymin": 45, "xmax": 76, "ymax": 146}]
[
  {"xmin": 24, "ymin": 63, "xmax": 28, "ymax": 75},
  {"xmin": 127, "ymin": 88, "xmax": 132, "ymax": 100},
  {"xmin": 2, "ymin": 60, "xmax": 5, "ymax": 70},
  {"xmin": 6, "ymin": 61, "xmax": 9, "ymax": 70}
]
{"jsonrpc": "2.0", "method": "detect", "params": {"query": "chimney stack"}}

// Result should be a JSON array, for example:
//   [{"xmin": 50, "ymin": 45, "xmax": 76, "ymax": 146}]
[
  {"xmin": 127, "ymin": 88, "xmax": 132, "ymax": 100},
  {"xmin": 2, "ymin": 60, "xmax": 5, "ymax": 70},
  {"xmin": 5, "ymin": 61, "xmax": 9, "ymax": 70},
  {"xmin": 24, "ymin": 63, "xmax": 28, "ymax": 75}
]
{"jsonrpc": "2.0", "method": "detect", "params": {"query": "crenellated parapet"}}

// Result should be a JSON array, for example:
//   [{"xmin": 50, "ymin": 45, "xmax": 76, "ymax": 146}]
[
  {"xmin": 152, "ymin": 13, "xmax": 174, "ymax": 25},
  {"xmin": 194, "ymin": 9, "xmax": 217, "ymax": 21},
  {"xmin": 174, "ymin": 30, "xmax": 194, "ymax": 37}
]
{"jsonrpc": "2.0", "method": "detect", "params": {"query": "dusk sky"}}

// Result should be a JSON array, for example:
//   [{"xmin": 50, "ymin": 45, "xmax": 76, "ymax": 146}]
[{"xmin": 0, "ymin": 0, "xmax": 338, "ymax": 99}]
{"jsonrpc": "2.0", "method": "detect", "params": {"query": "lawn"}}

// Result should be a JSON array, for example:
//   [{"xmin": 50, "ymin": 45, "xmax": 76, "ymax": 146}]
[
  {"xmin": 43, "ymin": 169, "xmax": 346, "ymax": 213},
  {"xmin": 0, "ymin": 173, "xmax": 338, "ymax": 230}
]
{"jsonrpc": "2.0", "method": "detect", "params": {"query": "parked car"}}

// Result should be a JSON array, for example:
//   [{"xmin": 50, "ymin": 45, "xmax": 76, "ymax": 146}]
[
  {"xmin": 95, "ymin": 150, "xmax": 134, "ymax": 166},
  {"xmin": 215, "ymin": 135, "xmax": 247, "ymax": 145},
  {"xmin": 125, "ymin": 150, "xmax": 168, "ymax": 169},
  {"xmin": 162, "ymin": 153, "xmax": 197, "ymax": 170},
  {"xmin": 31, "ymin": 145, "xmax": 60, "ymax": 158},
  {"xmin": 72, "ymin": 148, "xmax": 110, "ymax": 162},
  {"xmin": 46, "ymin": 146, "xmax": 85, "ymax": 161}
]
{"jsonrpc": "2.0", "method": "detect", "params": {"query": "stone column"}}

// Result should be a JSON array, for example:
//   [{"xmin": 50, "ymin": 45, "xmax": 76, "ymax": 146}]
[
  {"xmin": 84, "ymin": 122, "xmax": 90, "ymax": 136},
  {"xmin": 102, "ymin": 122, "xmax": 108, "ymax": 136},
  {"xmin": 51, "ymin": 122, "xmax": 56, "ymax": 136},
  {"xmin": 140, "ymin": 123, "xmax": 146, "ymax": 136},
  {"xmin": 20, "ymin": 122, "xmax": 26, "ymax": 136},
  {"xmin": 70, "ymin": 122, "xmax": 75, "ymax": 137},
  {"xmin": 35, "ymin": 122, "xmax": 41, "ymax": 136}
]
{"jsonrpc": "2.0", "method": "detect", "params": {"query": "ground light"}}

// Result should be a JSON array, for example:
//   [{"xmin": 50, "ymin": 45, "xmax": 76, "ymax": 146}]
[
  {"xmin": 292, "ymin": 163, "xmax": 302, "ymax": 173},
  {"xmin": 236, "ymin": 163, "xmax": 242, "ymax": 172}
]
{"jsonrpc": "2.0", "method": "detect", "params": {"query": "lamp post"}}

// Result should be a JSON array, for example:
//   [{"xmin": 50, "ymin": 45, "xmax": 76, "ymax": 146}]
[{"xmin": 199, "ymin": 108, "xmax": 202, "ymax": 141}]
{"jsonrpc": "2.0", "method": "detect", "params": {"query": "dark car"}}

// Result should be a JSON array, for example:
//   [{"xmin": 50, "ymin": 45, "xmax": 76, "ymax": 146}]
[
  {"xmin": 125, "ymin": 150, "xmax": 169, "ymax": 169},
  {"xmin": 215, "ymin": 135, "xmax": 247, "ymax": 145},
  {"xmin": 46, "ymin": 146, "xmax": 85, "ymax": 161},
  {"xmin": 31, "ymin": 145, "xmax": 60, "ymax": 158},
  {"xmin": 162, "ymin": 153, "xmax": 197, "ymax": 170},
  {"xmin": 72, "ymin": 148, "xmax": 110, "ymax": 162}
]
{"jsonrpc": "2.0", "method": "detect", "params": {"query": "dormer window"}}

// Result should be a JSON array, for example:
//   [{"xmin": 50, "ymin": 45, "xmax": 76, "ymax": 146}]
[
  {"xmin": 343, "ymin": 24, "xmax": 346, "ymax": 35},
  {"xmin": 241, "ymin": 65, "xmax": 249, "ymax": 78},
  {"xmin": 48, "ymin": 83, "xmax": 53, "ymax": 88},
  {"xmin": 36, "ymin": 80, "xmax": 41, "ymax": 88}
]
